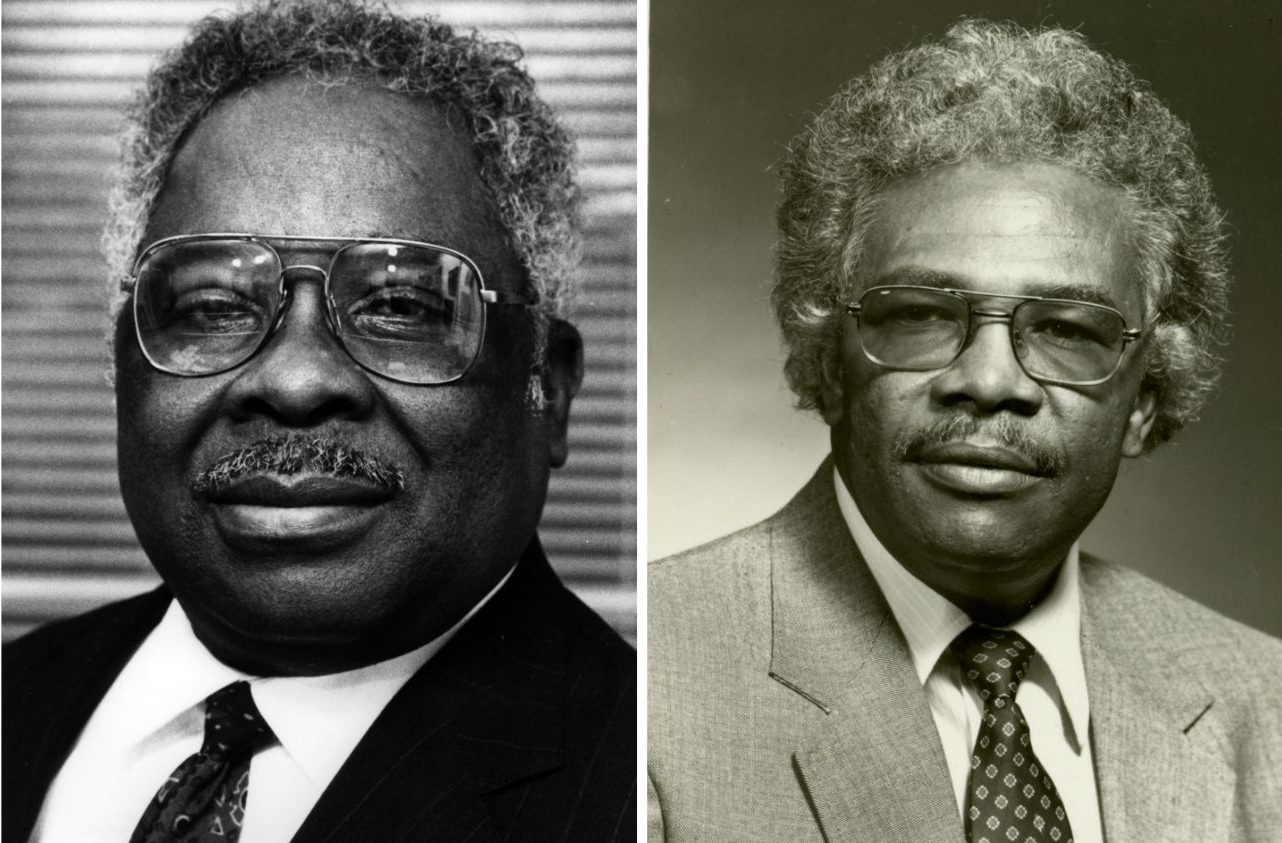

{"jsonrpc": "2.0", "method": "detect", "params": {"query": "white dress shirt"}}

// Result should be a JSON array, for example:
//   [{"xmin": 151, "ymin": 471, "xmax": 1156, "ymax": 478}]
[
  {"xmin": 833, "ymin": 470, "xmax": 1104, "ymax": 843},
  {"xmin": 32, "ymin": 568, "xmax": 513, "ymax": 843}
]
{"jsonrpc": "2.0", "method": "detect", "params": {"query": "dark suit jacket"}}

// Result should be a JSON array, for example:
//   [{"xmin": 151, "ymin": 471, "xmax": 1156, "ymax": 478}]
[
  {"xmin": 4, "ymin": 540, "xmax": 636, "ymax": 842},
  {"xmin": 649, "ymin": 461, "xmax": 1282, "ymax": 842}
]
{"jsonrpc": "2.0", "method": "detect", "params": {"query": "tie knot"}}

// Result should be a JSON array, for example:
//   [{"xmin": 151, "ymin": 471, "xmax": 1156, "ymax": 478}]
[
  {"xmin": 950, "ymin": 626, "xmax": 1035, "ymax": 706},
  {"xmin": 201, "ymin": 681, "xmax": 274, "ymax": 759}
]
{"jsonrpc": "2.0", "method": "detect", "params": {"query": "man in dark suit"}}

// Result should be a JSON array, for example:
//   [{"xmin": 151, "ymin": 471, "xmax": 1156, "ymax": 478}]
[
  {"xmin": 649, "ymin": 19, "xmax": 1280, "ymax": 842},
  {"xmin": 4, "ymin": 2, "xmax": 634, "ymax": 841}
]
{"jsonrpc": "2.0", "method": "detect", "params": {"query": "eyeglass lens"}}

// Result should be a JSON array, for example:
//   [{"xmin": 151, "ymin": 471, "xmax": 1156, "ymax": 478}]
[
  {"xmin": 856, "ymin": 287, "xmax": 1128, "ymax": 384},
  {"xmin": 132, "ymin": 239, "xmax": 485, "ymax": 384}
]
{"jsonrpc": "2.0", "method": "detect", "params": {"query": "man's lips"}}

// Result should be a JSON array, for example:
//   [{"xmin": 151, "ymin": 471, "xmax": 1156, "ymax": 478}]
[
  {"xmin": 912, "ymin": 441, "xmax": 1049, "ymax": 495},
  {"xmin": 202, "ymin": 473, "xmax": 397, "ymax": 507},
  {"xmin": 914, "ymin": 441, "xmax": 1046, "ymax": 475},
  {"xmin": 202, "ymin": 474, "xmax": 396, "ymax": 552}
]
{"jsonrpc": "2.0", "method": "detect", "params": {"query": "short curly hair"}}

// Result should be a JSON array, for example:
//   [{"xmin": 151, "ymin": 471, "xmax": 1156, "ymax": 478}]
[
  {"xmin": 774, "ymin": 19, "xmax": 1230, "ymax": 450},
  {"xmin": 104, "ymin": 0, "xmax": 580, "ymax": 354}
]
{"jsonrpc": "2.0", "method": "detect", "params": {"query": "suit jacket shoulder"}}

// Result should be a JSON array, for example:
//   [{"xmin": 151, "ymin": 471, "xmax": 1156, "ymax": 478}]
[
  {"xmin": 1079, "ymin": 554, "xmax": 1282, "ymax": 842},
  {"xmin": 649, "ymin": 509, "xmax": 778, "ymax": 678},
  {"xmin": 1076, "ymin": 550, "xmax": 1276, "ymax": 696},
  {"xmin": 649, "ymin": 462, "xmax": 961, "ymax": 842},
  {"xmin": 649, "ymin": 461, "xmax": 862, "ymax": 687},
  {"xmin": 649, "ymin": 484, "xmax": 809, "ymax": 841},
  {"xmin": 1080, "ymin": 552, "xmax": 1281, "ymax": 706},
  {"xmin": 4, "ymin": 587, "xmax": 171, "ymax": 842}
]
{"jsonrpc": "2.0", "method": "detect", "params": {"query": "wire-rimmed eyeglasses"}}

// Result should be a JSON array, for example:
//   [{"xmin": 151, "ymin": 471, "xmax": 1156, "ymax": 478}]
[
  {"xmin": 843, "ymin": 285, "xmax": 1148, "ymax": 387},
  {"xmin": 121, "ymin": 233, "xmax": 535, "ymax": 385}
]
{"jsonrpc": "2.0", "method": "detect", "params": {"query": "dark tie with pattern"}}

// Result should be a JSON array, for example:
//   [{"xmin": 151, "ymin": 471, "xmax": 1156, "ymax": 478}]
[
  {"xmin": 951, "ymin": 626, "xmax": 1074, "ymax": 843},
  {"xmin": 130, "ymin": 680, "xmax": 275, "ymax": 843}
]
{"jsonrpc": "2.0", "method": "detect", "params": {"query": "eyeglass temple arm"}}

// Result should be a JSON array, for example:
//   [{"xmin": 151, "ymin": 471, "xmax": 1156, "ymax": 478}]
[{"xmin": 481, "ymin": 289, "xmax": 539, "ymax": 306}]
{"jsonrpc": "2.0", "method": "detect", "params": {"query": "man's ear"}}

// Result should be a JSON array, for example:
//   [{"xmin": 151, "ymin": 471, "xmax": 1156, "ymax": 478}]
[
  {"xmin": 541, "ymin": 318, "xmax": 583, "ymax": 468},
  {"xmin": 818, "ymin": 348, "xmax": 846, "ymax": 427},
  {"xmin": 1120, "ymin": 388, "xmax": 1157, "ymax": 458}
]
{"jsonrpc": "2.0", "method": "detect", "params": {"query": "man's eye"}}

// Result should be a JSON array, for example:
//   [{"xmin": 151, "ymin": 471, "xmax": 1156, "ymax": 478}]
[
  {"xmin": 1027, "ymin": 318, "xmax": 1104, "ymax": 347},
  {"xmin": 885, "ymin": 304, "xmax": 955, "ymax": 326},
  {"xmin": 353, "ymin": 289, "xmax": 437, "ymax": 318},
  {"xmin": 347, "ymin": 288, "xmax": 454, "ymax": 333},
  {"xmin": 168, "ymin": 289, "xmax": 263, "ymax": 333}
]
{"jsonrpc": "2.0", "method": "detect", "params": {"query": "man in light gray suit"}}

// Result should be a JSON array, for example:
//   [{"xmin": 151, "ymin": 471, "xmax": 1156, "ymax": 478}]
[{"xmin": 648, "ymin": 20, "xmax": 1281, "ymax": 843}]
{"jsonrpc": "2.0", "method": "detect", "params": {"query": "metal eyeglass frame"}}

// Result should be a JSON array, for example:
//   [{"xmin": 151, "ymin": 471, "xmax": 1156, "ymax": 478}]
[
  {"xmin": 843, "ymin": 284, "xmax": 1149, "ymax": 387},
  {"xmin": 121, "ymin": 233, "xmax": 536, "ymax": 385}
]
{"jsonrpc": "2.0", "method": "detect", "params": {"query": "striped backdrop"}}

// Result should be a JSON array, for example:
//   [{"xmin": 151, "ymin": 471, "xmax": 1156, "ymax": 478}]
[{"xmin": 1, "ymin": 0, "xmax": 637, "ymax": 642}]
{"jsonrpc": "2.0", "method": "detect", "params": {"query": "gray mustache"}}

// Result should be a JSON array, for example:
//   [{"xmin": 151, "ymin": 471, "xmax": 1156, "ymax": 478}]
[
  {"xmin": 192, "ymin": 435, "xmax": 406, "ymax": 495},
  {"xmin": 894, "ymin": 415, "xmax": 1064, "ymax": 477}
]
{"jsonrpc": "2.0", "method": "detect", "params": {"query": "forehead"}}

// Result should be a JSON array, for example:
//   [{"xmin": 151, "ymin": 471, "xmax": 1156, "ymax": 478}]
[
  {"xmin": 144, "ymin": 76, "xmax": 512, "ymax": 270},
  {"xmin": 858, "ymin": 162, "xmax": 1141, "ymax": 312}
]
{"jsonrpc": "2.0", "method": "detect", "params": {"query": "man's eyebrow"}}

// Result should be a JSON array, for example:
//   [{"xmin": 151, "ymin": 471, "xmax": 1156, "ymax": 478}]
[
  {"xmin": 1023, "ymin": 284, "xmax": 1119, "ymax": 307},
  {"xmin": 276, "ymin": 230, "xmax": 433, "ymax": 242},
  {"xmin": 363, "ymin": 229, "xmax": 456, "ymax": 244},
  {"xmin": 868, "ymin": 267, "xmax": 959, "ymax": 289},
  {"xmin": 363, "ymin": 230, "xmax": 418, "ymax": 241},
  {"xmin": 867, "ymin": 268, "xmax": 1121, "ymax": 308},
  {"xmin": 266, "ymin": 231, "xmax": 440, "ymax": 251}
]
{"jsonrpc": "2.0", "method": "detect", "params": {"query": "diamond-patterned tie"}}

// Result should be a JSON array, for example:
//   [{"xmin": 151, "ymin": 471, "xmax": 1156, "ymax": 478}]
[
  {"xmin": 951, "ymin": 626, "xmax": 1074, "ymax": 843},
  {"xmin": 129, "ymin": 681, "xmax": 275, "ymax": 843}
]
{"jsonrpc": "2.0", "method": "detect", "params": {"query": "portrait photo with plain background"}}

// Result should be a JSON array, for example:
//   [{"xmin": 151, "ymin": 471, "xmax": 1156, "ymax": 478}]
[
  {"xmin": 1, "ymin": 0, "xmax": 637, "ymax": 643},
  {"xmin": 649, "ymin": 0, "xmax": 1281, "ymax": 637}
]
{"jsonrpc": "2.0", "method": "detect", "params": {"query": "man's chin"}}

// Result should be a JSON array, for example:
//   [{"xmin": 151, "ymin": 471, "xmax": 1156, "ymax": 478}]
[
  {"xmin": 880, "ymin": 479, "xmax": 1077, "ymax": 572},
  {"xmin": 179, "ymin": 583, "xmax": 434, "ymax": 676}
]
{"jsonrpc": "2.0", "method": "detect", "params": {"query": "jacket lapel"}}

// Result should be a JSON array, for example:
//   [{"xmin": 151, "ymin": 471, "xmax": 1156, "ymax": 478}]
[
  {"xmin": 1080, "ymin": 561, "xmax": 1234, "ymax": 842},
  {"xmin": 768, "ymin": 463, "xmax": 961, "ymax": 842},
  {"xmin": 292, "ymin": 543, "xmax": 567, "ymax": 843}
]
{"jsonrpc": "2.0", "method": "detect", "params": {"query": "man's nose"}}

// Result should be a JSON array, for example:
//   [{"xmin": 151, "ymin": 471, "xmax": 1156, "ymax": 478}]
[
  {"xmin": 929, "ymin": 316, "xmax": 1044, "ymax": 415},
  {"xmin": 223, "ymin": 272, "xmax": 377, "ymax": 426}
]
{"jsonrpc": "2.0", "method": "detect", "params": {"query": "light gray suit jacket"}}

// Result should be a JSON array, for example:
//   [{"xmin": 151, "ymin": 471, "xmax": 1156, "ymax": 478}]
[{"xmin": 648, "ymin": 462, "xmax": 1282, "ymax": 842}]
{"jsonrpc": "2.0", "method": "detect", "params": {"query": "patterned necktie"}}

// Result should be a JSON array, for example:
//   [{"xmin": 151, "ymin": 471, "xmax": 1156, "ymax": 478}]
[
  {"xmin": 130, "ymin": 680, "xmax": 275, "ymax": 843},
  {"xmin": 950, "ymin": 626, "xmax": 1074, "ymax": 843}
]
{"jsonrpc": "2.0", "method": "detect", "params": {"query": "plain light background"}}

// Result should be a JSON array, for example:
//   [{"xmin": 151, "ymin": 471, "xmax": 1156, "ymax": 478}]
[{"xmin": 648, "ymin": 0, "xmax": 1282, "ymax": 637}]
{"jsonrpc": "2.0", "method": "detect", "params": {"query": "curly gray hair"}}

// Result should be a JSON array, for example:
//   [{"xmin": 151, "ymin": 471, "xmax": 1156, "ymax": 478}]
[
  {"xmin": 774, "ymin": 19, "xmax": 1230, "ymax": 450},
  {"xmin": 104, "ymin": 0, "xmax": 580, "ymax": 359}
]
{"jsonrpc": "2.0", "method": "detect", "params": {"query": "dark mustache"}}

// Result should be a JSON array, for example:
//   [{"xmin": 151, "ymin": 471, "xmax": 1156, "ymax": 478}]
[
  {"xmin": 192, "ymin": 435, "xmax": 406, "ymax": 496},
  {"xmin": 893, "ymin": 415, "xmax": 1064, "ymax": 477}
]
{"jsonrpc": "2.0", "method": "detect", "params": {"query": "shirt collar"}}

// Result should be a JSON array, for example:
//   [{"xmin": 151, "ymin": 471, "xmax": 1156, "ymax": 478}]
[
  {"xmin": 120, "ymin": 565, "xmax": 515, "ymax": 787},
  {"xmin": 832, "ymin": 467, "xmax": 1090, "ymax": 747}
]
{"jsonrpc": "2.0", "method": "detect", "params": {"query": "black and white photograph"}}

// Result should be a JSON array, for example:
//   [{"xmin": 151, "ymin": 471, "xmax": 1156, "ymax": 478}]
[{"xmin": 2, "ymin": 1, "xmax": 636, "ymax": 840}]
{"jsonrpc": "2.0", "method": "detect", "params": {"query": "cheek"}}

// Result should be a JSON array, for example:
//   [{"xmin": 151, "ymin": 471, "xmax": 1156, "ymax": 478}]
[
  {"xmin": 116, "ymin": 363, "xmax": 216, "ymax": 478},
  {"xmin": 1050, "ymin": 387, "xmax": 1134, "ymax": 447},
  {"xmin": 383, "ymin": 376, "xmax": 543, "ymax": 501},
  {"xmin": 383, "ymin": 386, "xmax": 547, "ymax": 560},
  {"xmin": 1040, "ymin": 392, "xmax": 1135, "ymax": 499},
  {"xmin": 842, "ymin": 365, "xmax": 925, "ymax": 445}
]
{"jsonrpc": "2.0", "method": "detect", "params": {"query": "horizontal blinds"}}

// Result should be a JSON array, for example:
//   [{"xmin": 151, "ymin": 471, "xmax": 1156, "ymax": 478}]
[{"xmin": 1, "ymin": 0, "xmax": 637, "ymax": 642}]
